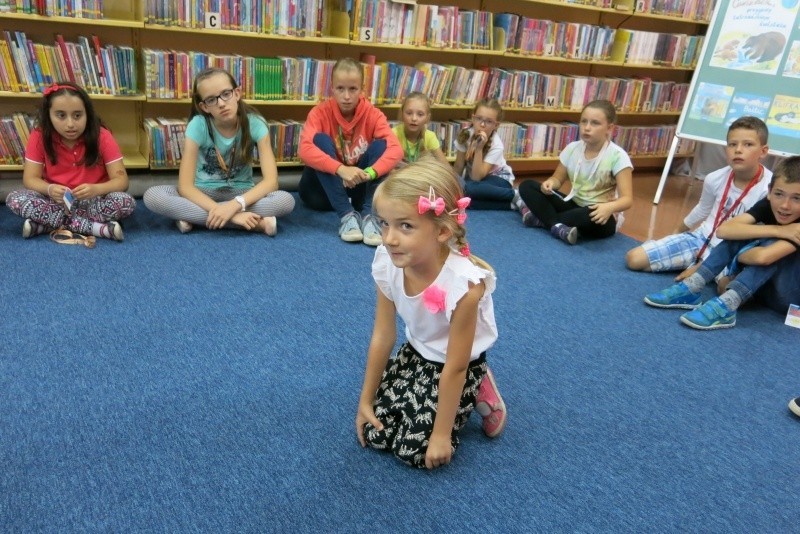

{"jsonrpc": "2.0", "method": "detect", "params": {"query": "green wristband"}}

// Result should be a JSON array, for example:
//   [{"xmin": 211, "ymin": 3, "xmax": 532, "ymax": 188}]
[{"xmin": 365, "ymin": 166, "xmax": 378, "ymax": 180}]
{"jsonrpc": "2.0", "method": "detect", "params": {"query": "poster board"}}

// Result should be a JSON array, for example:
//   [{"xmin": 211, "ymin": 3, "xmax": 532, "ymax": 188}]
[
  {"xmin": 679, "ymin": 0, "xmax": 800, "ymax": 156},
  {"xmin": 656, "ymin": 0, "xmax": 800, "ymax": 203}
]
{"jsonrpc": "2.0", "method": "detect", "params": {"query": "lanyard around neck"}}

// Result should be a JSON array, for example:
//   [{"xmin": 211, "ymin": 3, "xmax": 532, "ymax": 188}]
[
  {"xmin": 403, "ymin": 132, "xmax": 422, "ymax": 162},
  {"xmin": 694, "ymin": 165, "xmax": 764, "ymax": 263}
]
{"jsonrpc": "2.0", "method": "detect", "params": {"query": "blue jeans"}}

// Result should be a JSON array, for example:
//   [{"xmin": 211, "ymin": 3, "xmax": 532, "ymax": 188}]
[
  {"xmin": 463, "ymin": 174, "xmax": 514, "ymax": 207},
  {"xmin": 299, "ymin": 134, "xmax": 386, "ymax": 218},
  {"xmin": 696, "ymin": 238, "xmax": 800, "ymax": 313}
]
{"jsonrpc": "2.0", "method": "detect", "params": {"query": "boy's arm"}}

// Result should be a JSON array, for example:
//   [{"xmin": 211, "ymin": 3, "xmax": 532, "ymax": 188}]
[
  {"xmin": 717, "ymin": 212, "xmax": 800, "ymax": 245},
  {"xmin": 683, "ymin": 170, "xmax": 720, "ymax": 230},
  {"xmin": 737, "ymin": 240, "xmax": 798, "ymax": 266}
]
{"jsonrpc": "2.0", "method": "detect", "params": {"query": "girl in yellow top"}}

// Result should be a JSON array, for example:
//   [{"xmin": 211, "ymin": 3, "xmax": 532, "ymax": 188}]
[{"xmin": 392, "ymin": 92, "xmax": 448, "ymax": 168}]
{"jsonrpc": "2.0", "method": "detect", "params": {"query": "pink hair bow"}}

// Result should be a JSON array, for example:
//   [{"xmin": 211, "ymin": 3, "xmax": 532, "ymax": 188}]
[
  {"xmin": 43, "ymin": 84, "xmax": 67, "ymax": 97},
  {"xmin": 449, "ymin": 196, "xmax": 471, "ymax": 225},
  {"xmin": 422, "ymin": 284, "xmax": 447, "ymax": 314},
  {"xmin": 459, "ymin": 244, "xmax": 471, "ymax": 257},
  {"xmin": 418, "ymin": 186, "xmax": 445, "ymax": 216}
]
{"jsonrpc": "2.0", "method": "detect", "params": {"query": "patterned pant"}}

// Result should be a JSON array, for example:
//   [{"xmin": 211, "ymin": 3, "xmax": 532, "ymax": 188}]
[
  {"xmin": 364, "ymin": 343, "xmax": 487, "ymax": 469},
  {"xmin": 142, "ymin": 185, "xmax": 295, "ymax": 226},
  {"xmin": 6, "ymin": 189, "xmax": 136, "ymax": 235}
]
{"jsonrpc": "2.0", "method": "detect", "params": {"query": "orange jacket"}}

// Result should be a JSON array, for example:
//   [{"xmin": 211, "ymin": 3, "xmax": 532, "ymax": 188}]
[{"xmin": 299, "ymin": 96, "xmax": 402, "ymax": 177}]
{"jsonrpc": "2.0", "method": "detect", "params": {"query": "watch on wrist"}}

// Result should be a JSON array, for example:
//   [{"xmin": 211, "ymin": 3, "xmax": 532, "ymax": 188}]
[{"xmin": 234, "ymin": 195, "xmax": 246, "ymax": 212}]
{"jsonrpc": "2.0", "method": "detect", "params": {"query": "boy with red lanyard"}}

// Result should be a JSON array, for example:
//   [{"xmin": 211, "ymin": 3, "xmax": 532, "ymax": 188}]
[
  {"xmin": 626, "ymin": 116, "xmax": 771, "ymax": 272},
  {"xmin": 298, "ymin": 57, "xmax": 402, "ymax": 246},
  {"xmin": 644, "ymin": 156, "xmax": 800, "ymax": 330}
]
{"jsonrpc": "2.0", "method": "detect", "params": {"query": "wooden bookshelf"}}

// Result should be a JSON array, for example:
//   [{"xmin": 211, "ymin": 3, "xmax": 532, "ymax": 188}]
[{"xmin": 0, "ymin": 0, "xmax": 709, "ymax": 176}]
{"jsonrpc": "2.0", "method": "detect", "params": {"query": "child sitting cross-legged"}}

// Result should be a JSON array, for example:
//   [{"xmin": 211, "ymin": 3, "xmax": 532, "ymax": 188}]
[{"xmin": 643, "ymin": 156, "xmax": 800, "ymax": 330}]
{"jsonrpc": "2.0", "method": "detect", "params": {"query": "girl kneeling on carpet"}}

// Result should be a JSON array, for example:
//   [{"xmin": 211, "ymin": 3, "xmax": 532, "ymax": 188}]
[
  {"xmin": 6, "ymin": 82, "xmax": 135, "ymax": 242},
  {"xmin": 356, "ymin": 156, "xmax": 507, "ymax": 470},
  {"xmin": 143, "ymin": 67, "xmax": 294, "ymax": 235}
]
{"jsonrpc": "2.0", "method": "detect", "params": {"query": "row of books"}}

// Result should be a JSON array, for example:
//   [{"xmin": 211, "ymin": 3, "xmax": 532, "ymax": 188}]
[
  {"xmin": 0, "ymin": 112, "xmax": 33, "ymax": 165},
  {"xmin": 0, "ymin": 31, "xmax": 137, "ymax": 95},
  {"xmin": 145, "ymin": 116, "xmax": 303, "ymax": 167},
  {"xmin": 0, "ymin": 0, "xmax": 104, "ymax": 17},
  {"xmin": 142, "ymin": 50, "xmax": 690, "ymax": 114},
  {"xmin": 497, "ymin": 14, "xmax": 617, "ymax": 61},
  {"xmin": 634, "ymin": 0, "xmax": 716, "ymax": 21},
  {"xmin": 352, "ymin": 2, "xmax": 493, "ymax": 50},
  {"xmin": 613, "ymin": 29, "xmax": 703, "ymax": 68},
  {"xmin": 143, "ymin": 114, "xmax": 688, "ymax": 169},
  {"xmin": 144, "ymin": 0, "xmax": 333, "ymax": 36}
]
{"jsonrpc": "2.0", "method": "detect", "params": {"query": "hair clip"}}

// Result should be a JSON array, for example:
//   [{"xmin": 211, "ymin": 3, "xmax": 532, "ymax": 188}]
[
  {"xmin": 459, "ymin": 244, "xmax": 471, "ymax": 257},
  {"xmin": 43, "ymin": 84, "xmax": 67, "ymax": 97},
  {"xmin": 448, "ymin": 196, "xmax": 471, "ymax": 225},
  {"xmin": 418, "ymin": 186, "xmax": 445, "ymax": 216}
]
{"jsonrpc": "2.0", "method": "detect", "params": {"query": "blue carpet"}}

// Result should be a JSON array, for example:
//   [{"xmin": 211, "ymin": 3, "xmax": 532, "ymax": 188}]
[{"xmin": 1, "ymin": 196, "xmax": 798, "ymax": 532}]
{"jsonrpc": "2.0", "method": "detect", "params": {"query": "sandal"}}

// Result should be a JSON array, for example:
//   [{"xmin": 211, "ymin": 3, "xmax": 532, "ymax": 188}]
[{"xmin": 49, "ymin": 228, "xmax": 96, "ymax": 248}]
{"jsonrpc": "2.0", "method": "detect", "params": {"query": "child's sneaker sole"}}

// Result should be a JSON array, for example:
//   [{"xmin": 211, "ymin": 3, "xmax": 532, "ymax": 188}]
[
  {"xmin": 643, "ymin": 296, "xmax": 700, "ymax": 310},
  {"xmin": 679, "ymin": 314, "xmax": 736, "ymax": 330}
]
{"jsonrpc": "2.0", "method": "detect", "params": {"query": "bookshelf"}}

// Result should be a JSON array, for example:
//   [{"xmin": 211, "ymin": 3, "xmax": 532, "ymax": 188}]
[{"xmin": 0, "ymin": 0, "xmax": 709, "ymax": 177}]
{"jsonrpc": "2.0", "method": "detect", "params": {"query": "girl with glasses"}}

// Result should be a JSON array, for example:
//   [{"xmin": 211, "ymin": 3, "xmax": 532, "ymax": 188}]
[
  {"xmin": 143, "ymin": 67, "xmax": 295, "ymax": 235},
  {"xmin": 453, "ymin": 98, "xmax": 521, "ymax": 210}
]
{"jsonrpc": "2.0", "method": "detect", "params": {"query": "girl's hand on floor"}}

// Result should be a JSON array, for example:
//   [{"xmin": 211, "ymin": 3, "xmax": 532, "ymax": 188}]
[
  {"xmin": 355, "ymin": 403, "xmax": 383, "ymax": 447},
  {"xmin": 424, "ymin": 435, "xmax": 452, "ymax": 469}
]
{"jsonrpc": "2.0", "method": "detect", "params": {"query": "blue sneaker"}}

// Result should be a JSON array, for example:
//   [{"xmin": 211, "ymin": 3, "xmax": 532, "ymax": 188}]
[
  {"xmin": 680, "ymin": 297, "xmax": 736, "ymax": 330},
  {"xmin": 644, "ymin": 282, "xmax": 702, "ymax": 309}
]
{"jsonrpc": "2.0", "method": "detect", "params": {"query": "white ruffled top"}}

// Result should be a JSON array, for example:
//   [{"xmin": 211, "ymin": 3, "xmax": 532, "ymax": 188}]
[{"xmin": 372, "ymin": 245, "xmax": 498, "ymax": 364}]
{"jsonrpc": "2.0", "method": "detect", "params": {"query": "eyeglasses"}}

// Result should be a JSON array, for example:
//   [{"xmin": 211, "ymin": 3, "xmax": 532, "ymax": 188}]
[
  {"xmin": 200, "ymin": 88, "xmax": 235, "ymax": 107},
  {"xmin": 472, "ymin": 115, "xmax": 497, "ymax": 127}
]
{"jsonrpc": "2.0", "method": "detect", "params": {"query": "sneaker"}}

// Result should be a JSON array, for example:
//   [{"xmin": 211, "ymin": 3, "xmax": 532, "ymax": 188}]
[
  {"xmin": 510, "ymin": 189, "xmax": 522, "ymax": 211},
  {"xmin": 521, "ymin": 206, "xmax": 543, "ymax": 228},
  {"xmin": 644, "ymin": 282, "xmax": 702, "ymax": 309},
  {"xmin": 339, "ymin": 211, "xmax": 363, "ymax": 242},
  {"xmin": 109, "ymin": 221, "xmax": 124, "ymax": 242},
  {"xmin": 176, "ymin": 220, "xmax": 193, "ymax": 234},
  {"xmin": 361, "ymin": 214, "xmax": 382, "ymax": 246},
  {"xmin": 475, "ymin": 368, "xmax": 507, "ymax": 438},
  {"xmin": 789, "ymin": 397, "xmax": 800, "ymax": 418},
  {"xmin": 550, "ymin": 223, "xmax": 577, "ymax": 245},
  {"xmin": 680, "ymin": 297, "xmax": 736, "ymax": 330},
  {"xmin": 22, "ymin": 219, "xmax": 47, "ymax": 239}
]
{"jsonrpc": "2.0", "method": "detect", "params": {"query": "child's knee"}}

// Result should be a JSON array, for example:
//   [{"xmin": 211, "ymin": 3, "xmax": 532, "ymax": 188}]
[
  {"xmin": 312, "ymin": 133, "xmax": 336, "ymax": 155},
  {"xmin": 625, "ymin": 247, "xmax": 648, "ymax": 270}
]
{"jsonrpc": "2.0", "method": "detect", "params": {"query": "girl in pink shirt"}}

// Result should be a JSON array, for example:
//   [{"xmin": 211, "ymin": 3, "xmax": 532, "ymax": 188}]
[{"xmin": 6, "ymin": 82, "xmax": 135, "ymax": 244}]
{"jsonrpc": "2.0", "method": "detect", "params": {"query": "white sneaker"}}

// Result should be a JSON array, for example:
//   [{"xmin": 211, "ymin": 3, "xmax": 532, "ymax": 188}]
[
  {"xmin": 361, "ymin": 214, "xmax": 382, "ymax": 246},
  {"xmin": 110, "ymin": 221, "xmax": 124, "ymax": 241},
  {"xmin": 338, "ymin": 212, "xmax": 363, "ymax": 242}
]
